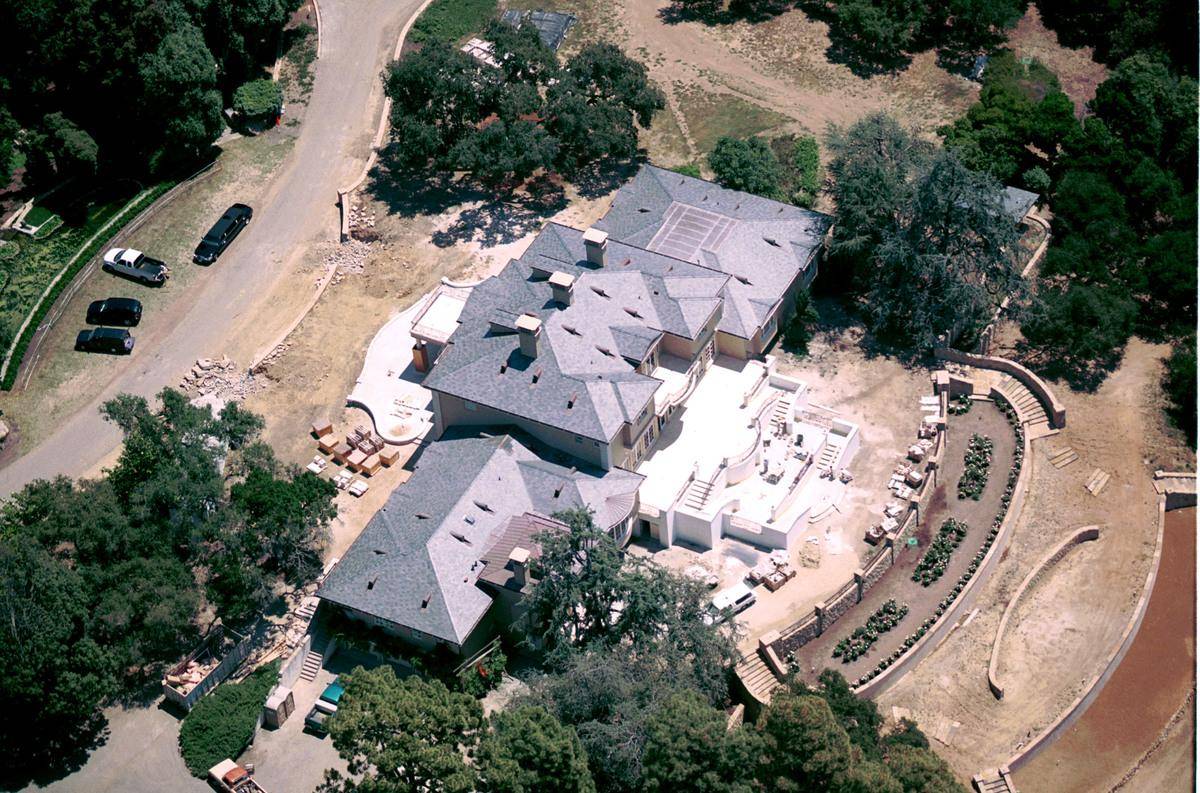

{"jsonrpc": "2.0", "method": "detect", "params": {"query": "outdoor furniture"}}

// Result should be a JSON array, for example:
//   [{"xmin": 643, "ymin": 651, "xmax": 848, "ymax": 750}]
[
  {"xmin": 333, "ymin": 470, "xmax": 353, "ymax": 490},
  {"xmin": 305, "ymin": 456, "xmax": 328, "ymax": 475},
  {"xmin": 905, "ymin": 470, "xmax": 925, "ymax": 488},
  {"xmin": 884, "ymin": 502, "xmax": 904, "ymax": 519},
  {"xmin": 348, "ymin": 480, "xmax": 369, "ymax": 497},
  {"xmin": 908, "ymin": 444, "xmax": 926, "ymax": 462},
  {"xmin": 838, "ymin": 469, "xmax": 853, "ymax": 483},
  {"xmin": 311, "ymin": 419, "xmax": 333, "ymax": 439},
  {"xmin": 764, "ymin": 570, "xmax": 788, "ymax": 592},
  {"xmin": 331, "ymin": 442, "xmax": 352, "ymax": 464},
  {"xmin": 864, "ymin": 525, "xmax": 887, "ymax": 545}
]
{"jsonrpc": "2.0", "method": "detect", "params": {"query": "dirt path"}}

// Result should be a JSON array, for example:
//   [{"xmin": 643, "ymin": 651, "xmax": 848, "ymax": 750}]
[
  {"xmin": 1012, "ymin": 506, "xmax": 1196, "ymax": 793},
  {"xmin": 0, "ymin": 0, "xmax": 425, "ymax": 497},
  {"xmin": 875, "ymin": 339, "xmax": 1192, "ymax": 777}
]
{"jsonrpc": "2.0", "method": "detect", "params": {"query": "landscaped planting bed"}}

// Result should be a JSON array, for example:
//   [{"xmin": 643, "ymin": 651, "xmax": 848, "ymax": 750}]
[
  {"xmin": 957, "ymin": 433, "xmax": 994, "ymax": 499},
  {"xmin": 911, "ymin": 518, "xmax": 969, "ymax": 586},
  {"xmin": 948, "ymin": 393, "xmax": 972, "ymax": 415},
  {"xmin": 833, "ymin": 599, "xmax": 909, "ymax": 663}
]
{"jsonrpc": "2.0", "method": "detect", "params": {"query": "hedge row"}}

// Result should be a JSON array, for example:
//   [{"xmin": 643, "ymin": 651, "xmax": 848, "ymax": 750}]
[
  {"xmin": 409, "ymin": 0, "xmax": 498, "ymax": 44},
  {"xmin": 179, "ymin": 662, "xmax": 279, "ymax": 777},
  {"xmin": 1, "ymin": 182, "xmax": 173, "ymax": 390}
]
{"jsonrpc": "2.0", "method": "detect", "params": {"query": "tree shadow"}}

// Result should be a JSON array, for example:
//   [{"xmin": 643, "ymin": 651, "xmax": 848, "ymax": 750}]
[
  {"xmin": 431, "ymin": 175, "xmax": 570, "ymax": 249},
  {"xmin": 824, "ymin": 33, "xmax": 914, "ymax": 79},
  {"xmin": 1010, "ymin": 341, "xmax": 1124, "ymax": 393},
  {"xmin": 0, "ymin": 711, "xmax": 109, "ymax": 791},
  {"xmin": 570, "ymin": 156, "xmax": 642, "ymax": 200}
]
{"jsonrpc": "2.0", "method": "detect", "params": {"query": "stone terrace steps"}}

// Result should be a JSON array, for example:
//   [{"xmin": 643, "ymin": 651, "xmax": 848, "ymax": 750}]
[
  {"xmin": 995, "ymin": 374, "xmax": 1056, "ymax": 440},
  {"xmin": 735, "ymin": 651, "xmax": 782, "ymax": 703},
  {"xmin": 973, "ymin": 771, "xmax": 1018, "ymax": 793},
  {"xmin": 816, "ymin": 442, "xmax": 840, "ymax": 471},
  {"xmin": 1085, "ymin": 468, "xmax": 1111, "ymax": 497},
  {"xmin": 1047, "ymin": 446, "xmax": 1079, "ymax": 469}
]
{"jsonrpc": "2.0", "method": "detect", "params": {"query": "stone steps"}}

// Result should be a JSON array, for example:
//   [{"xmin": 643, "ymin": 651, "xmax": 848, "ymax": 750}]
[
  {"xmin": 1085, "ymin": 468, "xmax": 1111, "ymax": 497},
  {"xmin": 1048, "ymin": 447, "xmax": 1078, "ymax": 469},
  {"xmin": 735, "ymin": 651, "xmax": 782, "ymax": 703},
  {"xmin": 683, "ymin": 479, "xmax": 714, "ymax": 510}
]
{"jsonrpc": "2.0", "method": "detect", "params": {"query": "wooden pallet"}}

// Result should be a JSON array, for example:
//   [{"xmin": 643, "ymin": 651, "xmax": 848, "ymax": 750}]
[
  {"xmin": 1047, "ymin": 447, "xmax": 1078, "ymax": 469},
  {"xmin": 1085, "ymin": 468, "xmax": 1111, "ymax": 496}
]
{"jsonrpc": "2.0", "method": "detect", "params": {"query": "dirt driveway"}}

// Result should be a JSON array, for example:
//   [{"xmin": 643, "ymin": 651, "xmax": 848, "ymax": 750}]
[{"xmin": 0, "ymin": 0, "xmax": 425, "ymax": 497}]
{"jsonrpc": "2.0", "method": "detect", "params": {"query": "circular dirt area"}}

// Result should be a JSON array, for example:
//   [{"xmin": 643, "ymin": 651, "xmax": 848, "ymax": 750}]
[{"xmin": 1013, "ymin": 506, "xmax": 1196, "ymax": 793}]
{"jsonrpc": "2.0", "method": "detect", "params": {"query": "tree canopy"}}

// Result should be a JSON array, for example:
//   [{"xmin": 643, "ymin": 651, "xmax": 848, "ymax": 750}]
[
  {"xmin": 0, "ymin": 389, "xmax": 335, "ymax": 781},
  {"xmin": 382, "ymin": 37, "xmax": 663, "ymax": 184}
]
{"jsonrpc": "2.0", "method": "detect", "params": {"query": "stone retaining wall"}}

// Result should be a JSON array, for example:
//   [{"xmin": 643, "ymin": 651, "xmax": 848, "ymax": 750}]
[
  {"xmin": 1001, "ymin": 496, "xmax": 1169, "ymax": 774},
  {"xmin": 987, "ymin": 526, "xmax": 1102, "ymax": 699}
]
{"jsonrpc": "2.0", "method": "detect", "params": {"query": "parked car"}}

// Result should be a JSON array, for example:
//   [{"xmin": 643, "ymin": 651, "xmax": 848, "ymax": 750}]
[
  {"xmin": 75, "ymin": 327, "xmax": 134, "ymax": 354},
  {"xmin": 194, "ymin": 203, "xmax": 253, "ymax": 264},
  {"xmin": 102, "ymin": 247, "xmax": 169, "ymax": 285},
  {"xmin": 704, "ymin": 582, "xmax": 756, "ymax": 626},
  {"xmin": 304, "ymin": 678, "xmax": 345, "ymax": 736},
  {"xmin": 86, "ymin": 297, "xmax": 142, "ymax": 327}
]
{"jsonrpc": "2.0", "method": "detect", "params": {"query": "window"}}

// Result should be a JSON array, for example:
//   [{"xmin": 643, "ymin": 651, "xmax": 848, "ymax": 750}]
[
  {"xmin": 575, "ymin": 436, "xmax": 583, "ymax": 443},
  {"xmin": 465, "ymin": 401, "xmax": 477, "ymax": 411}
]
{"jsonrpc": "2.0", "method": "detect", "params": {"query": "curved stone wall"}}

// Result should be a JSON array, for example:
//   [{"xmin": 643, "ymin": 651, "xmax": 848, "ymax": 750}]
[{"xmin": 987, "ymin": 526, "xmax": 1102, "ymax": 699}]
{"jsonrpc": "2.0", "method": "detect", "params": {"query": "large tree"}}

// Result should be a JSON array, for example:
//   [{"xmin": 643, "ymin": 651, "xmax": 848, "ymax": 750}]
[
  {"xmin": 864, "ymin": 150, "xmax": 1021, "ymax": 347},
  {"xmin": 476, "ymin": 706, "xmax": 596, "ymax": 793},
  {"xmin": 708, "ymin": 136, "xmax": 783, "ymax": 198},
  {"xmin": 321, "ymin": 668, "xmax": 484, "ymax": 793},
  {"xmin": 641, "ymin": 690, "xmax": 763, "ymax": 793},
  {"xmin": 759, "ymin": 691, "xmax": 853, "ymax": 791}
]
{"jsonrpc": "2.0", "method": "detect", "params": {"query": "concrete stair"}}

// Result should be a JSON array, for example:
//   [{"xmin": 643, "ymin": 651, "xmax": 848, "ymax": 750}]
[
  {"xmin": 771, "ymin": 397, "xmax": 791, "ymax": 433},
  {"xmin": 683, "ymin": 478, "xmax": 715, "ymax": 511},
  {"xmin": 972, "ymin": 770, "xmax": 1018, "ymax": 793},
  {"xmin": 816, "ymin": 441, "xmax": 840, "ymax": 471},
  {"xmin": 299, "ymin": 627, "xmax": 329, "ymax": 683},
  {"xmin": 735, "ymin": 651, "xmax": 782, "ymax": 704}
]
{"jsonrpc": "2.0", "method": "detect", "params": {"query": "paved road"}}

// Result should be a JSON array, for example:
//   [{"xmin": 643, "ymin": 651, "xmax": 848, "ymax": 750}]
[{"xmin": 0, "ymin": 0, "xmax": 421, "ymax": 498}]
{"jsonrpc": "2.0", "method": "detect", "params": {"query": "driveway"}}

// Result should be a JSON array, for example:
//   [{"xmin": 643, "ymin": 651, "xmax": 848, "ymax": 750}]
[{"xmin": 0, "ymin": 0, "xmax": 424, "ymax": 497}]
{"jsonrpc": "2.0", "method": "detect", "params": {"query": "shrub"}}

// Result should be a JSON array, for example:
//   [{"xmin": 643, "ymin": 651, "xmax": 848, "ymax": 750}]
[
  {"xmin": 708, "ymin": 135, "xmax": 783, "ymax": 198},
  {"xmin": 672, "ymin": 163, "xmax": 702, "ymax": 178},
  {"xmin": 957, "ymin": 433, "xmax": 993, "ymax": 499},
  {"xmin": 456, "ymin": 647, "xmax": 507, "ymax": 697},
  {"xmin": 833, "ymin": 599, "xmax": 908, "ymax": 662},
  {"xmin": 233, "ymin": 80, "xmax": 284, "ymax": 121},
  {"xmin": 179, "ymin": 662, "xmax": 279, "ymax": 777}
]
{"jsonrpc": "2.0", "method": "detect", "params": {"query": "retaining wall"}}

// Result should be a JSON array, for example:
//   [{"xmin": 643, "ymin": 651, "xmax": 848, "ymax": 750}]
[
  {"xmin": 934, "ymin": 347, "xmax": 1066, "ymax": 429},
  {"xmin": 987, "ymin": 526, "xmax": 1102, "ymax": 699},
  {"xmin": 1002, "ymin": 497, "xmax": 1168, "ymax": 773}
]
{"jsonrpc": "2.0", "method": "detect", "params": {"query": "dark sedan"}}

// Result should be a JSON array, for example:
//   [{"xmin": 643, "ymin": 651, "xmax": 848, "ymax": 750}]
[
  {"xmin": 86, "ymin": 297, "xmax": 142, "ymax": 327},
  {"xmin": 75, "ymin": 327, "xmax": 134, "ymax": 354},
  {"xmin": 193, "ymin": 203, "xmax": 253, "ymax": 265}
]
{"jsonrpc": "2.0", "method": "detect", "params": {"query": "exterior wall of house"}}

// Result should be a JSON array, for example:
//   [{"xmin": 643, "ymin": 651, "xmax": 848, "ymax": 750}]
[
  {"xmin": 432, "ymin": 391, "xmax": 614, "ymax": 469},
  {"xmin": 717, "ymin": 331, "xmax": 751, "ymax": 359}
]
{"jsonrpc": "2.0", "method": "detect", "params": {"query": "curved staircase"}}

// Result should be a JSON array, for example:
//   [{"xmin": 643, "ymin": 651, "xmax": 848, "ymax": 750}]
[
  {"xmin": 735, "ymin": 651, "xmax": 782, "ymax": 707},
  {"xmin": 989, "ymin": 373, "xmax": 1057, "ymax": 441}
]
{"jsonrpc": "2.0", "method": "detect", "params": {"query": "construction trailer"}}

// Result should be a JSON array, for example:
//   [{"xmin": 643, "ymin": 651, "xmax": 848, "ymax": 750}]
[{"xmin": 163, "ymin": 624, "xmax": 253, "ymax": 711}]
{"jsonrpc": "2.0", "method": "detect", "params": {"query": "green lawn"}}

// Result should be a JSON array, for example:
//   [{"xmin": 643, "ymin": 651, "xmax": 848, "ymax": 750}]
[
  {"xmin": 23, "ymin": 206, "xmax": 56, "ymax": 227},
  {"xmin": 676, "ymin": 88, "xmax": 792, "ymax": 154}
]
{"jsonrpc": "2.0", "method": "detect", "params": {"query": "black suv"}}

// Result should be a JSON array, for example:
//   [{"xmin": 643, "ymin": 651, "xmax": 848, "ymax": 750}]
[
  {"xmin": 75, "ymin": 327, "xmax": 134, "ymax": 354},
  {"xmin": 86, "ymin": 297, "xmax": 142, "ymax": 327},
  {"xmin": 193, "ymin": 203, "xmax": 253, "ymax": 264}
]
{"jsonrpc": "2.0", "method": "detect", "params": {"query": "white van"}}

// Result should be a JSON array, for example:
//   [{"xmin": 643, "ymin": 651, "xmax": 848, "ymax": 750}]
[{"xmin": 708, "ymin": 582, "xmax": 757, "ymax": 624}]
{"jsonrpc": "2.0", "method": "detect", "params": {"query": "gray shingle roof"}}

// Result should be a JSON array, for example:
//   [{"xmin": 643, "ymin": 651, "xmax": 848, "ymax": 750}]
[
  {"xmin": 317, "ymin": 431, "xmax": 642, "ymax": 646},
  {"xmin": 424, "ymin": 223, "xmax": 728, "ymax": 441},
  {"xmin": 1003, "ymin": 186, "xmax": 1039, "ymax": 223},
  {"xmin": 596, "ymin": 165, "xmax": 833, "ymax": 339}
]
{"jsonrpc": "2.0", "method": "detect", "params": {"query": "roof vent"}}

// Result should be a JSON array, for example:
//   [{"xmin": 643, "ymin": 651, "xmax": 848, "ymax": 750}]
[
  {"xmin": 624, "ymin": 307, "xmax": 643, "ymax": 319},
  {"xmin": 563, "ymin": 325, "xmax": 581, "ymax": 336},
  {"xmin": 373, "ymin": 549, "xmax": 387, "ymax": 555},
  {"xmin": 450, "ymin": 531, "xmax": 472, "ymax": 545},
  {"xmin": 596, "ymin": 346, "xmax": 613, "ymax": 357},
  {"xmin": 532, "ymin": 366, "xmax": 542, "ymax": 384},
  {"xmin": 735, "ymin": 274, "xmax": 751, "ymax": 285},
  {"xmin": 499, "ymin": 361, "xmax": 508, "ymax": 374},
  {"xmin": 553, "ymin": 482, "xmax": 564, "ymax": 497},
  {"xmin": 638, "ymin": 207, "xmax": 650, "ymax": 213},
  {"xmin": 421, "ymin": 592, "xmax": 433, "ymax": 610},
  {"xmin": 464, "ymin": 515, "xmax": 476, "ymax": 525},
  {"xmin": 473, "ymin": 500, "xmax": 493, "ymax": 513},
  {"xmin": 763, "ymin": 237, "xmax": 780, "ymax": 247},
  {"xmin": 590, "ymin": 285, "xmax": 609, "ymax": 298},
  {"xmin": 567, "ymin": 392, "xmax": 577, "ymax": 409},
  {"xmin": 416, "ymin": 512, "xmax": 430, "ymax": 520},
  {"xmin": 367, "ymin": 576, "xmax": 378, "ymax": 590},
  {"xmin": 622, "ymin": 257, "xmax": 631, "ymax": 266}
]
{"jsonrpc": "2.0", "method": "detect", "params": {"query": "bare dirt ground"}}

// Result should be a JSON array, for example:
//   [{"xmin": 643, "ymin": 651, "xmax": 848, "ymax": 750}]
[
  {"xmin": 1005, "ymin": 7, "xmax": 1109, "ymax": 110},
  {"xmin": 1012, "ymin": 506, "xmax": 1196, "ymax": 793},
  {"xmin": 876, "ymin": 336, "xmax": 1195, "ymax": 779},
  {"xmin": 1122, "ymin": 695, "xmax": 1196, "ymax": 793}
]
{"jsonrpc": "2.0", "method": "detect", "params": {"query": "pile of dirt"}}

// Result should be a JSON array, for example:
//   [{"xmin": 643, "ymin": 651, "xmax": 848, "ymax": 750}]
[{"xmin": 328, "ymin": 239, "xmax": 372, "ymax": 285}]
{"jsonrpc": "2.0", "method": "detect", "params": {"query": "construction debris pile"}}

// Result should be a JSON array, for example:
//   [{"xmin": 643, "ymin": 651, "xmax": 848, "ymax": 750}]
[
  {"xmin": 180, "ymin": 356, "xmax": 262, "ymax": 401},
  {"xmin": 165, "ymin": 656, "xmax": 220, "ymax": 695},
  {"xmin": 327, "ymin": 239, "xmax": 372, "ymax": 286},
  {"xmin": 345, "ymin": 201, "xmax": 377, "ymax": 232}
]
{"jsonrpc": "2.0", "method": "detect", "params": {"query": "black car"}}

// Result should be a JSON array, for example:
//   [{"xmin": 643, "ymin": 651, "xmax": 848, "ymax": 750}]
[
  {"xmin": 193, "ymin": 203, "xmax": 253, "ymax": 264},
  {"xmin": 75, "ymin": 327, "xmax": 134, "ymax": 354},
  {"xmin": 86, "ymin": 297, "xmax": 142, "ymax": 327}
]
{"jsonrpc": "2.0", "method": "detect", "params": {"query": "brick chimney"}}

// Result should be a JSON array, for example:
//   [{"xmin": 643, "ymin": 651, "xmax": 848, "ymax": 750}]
[
  {"xmin": 583, "ymin": 227, "xmax": 608, "ymax": 267},
  {"xmin": 509, "ymin": 546, "xmax": 531, "ymax": 589},
  {"xmin": 549, "ymin": 271, "xmax": 575, "ymax": 306},
  {"xmin": 516, "ymin": 314, "xmax": 542, "ymax": 358}
]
